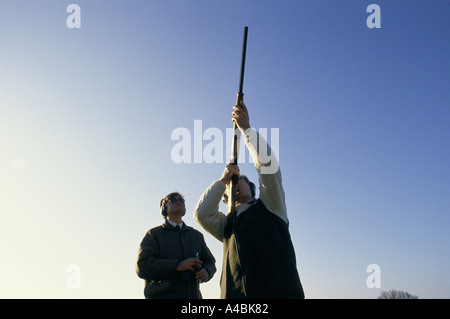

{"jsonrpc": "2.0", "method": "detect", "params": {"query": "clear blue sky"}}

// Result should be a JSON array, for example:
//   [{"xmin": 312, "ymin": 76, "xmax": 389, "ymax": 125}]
[{"xmin": 1, "ymin": 0, "xmax": 449, "ymax": 298}]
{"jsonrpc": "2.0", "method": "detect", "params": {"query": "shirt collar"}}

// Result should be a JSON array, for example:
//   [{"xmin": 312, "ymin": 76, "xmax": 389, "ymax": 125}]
[
  {"xmin": 166, "ymin": 219, "xmax": 183, "ymax": 230},
  {"xmin": 236, "ymin": 199, "xmax": 258, "ymax": 215}
]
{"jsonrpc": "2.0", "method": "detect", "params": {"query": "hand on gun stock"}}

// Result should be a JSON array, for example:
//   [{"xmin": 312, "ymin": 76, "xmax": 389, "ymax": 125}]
[{"xmin": 220, "ymin": 162, "xmax": 240, "ymax": 185}]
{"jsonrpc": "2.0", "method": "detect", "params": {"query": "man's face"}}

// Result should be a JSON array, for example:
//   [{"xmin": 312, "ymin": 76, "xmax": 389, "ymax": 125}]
[
  {"xmin": 166, "ymin": 195, "xmax": 186, "ymax": 216},
  {"xmin": 235, "ymin": 176, "xmax": 252, "ymax": 203}
]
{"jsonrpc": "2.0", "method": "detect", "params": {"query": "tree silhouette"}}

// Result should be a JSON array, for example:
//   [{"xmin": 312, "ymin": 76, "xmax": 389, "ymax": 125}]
[{"xmin": 378, "ymin": 289, "xmax": 418, "ymax": 299}]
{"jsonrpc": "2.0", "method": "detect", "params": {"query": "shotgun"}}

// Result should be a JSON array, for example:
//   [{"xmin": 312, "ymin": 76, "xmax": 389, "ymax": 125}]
[{"xmin": 228, "ymin": 26, "xmax": 248, "ymax": 215}]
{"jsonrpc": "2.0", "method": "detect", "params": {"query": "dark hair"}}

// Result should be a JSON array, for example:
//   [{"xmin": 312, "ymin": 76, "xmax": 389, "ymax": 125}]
[
  {"xmin": 222, "ymin": 175, "xmax": 256, "ymax": 204},
  {"xmin": 160, "ymin": 192, "xmax": 184, "ymax": 218}
]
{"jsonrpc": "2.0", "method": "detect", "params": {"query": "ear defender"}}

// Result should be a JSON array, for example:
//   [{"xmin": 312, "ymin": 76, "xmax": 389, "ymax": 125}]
[
  {"xmin": 249, "ymin": 181, "xmax": 256, "ymax": 198},
  {"xmin": 222, "ymin": 180, "xmax": 256, "ymax": 204},
  {"xmin": 160, "ymin": 200, "xmax": 167, "ymax": 217}
]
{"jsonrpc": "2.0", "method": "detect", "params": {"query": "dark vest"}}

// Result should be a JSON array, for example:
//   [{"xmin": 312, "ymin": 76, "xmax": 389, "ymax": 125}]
[{"xmin": 221, "ymin": 199, "xmax": 305, "ymax": 299}]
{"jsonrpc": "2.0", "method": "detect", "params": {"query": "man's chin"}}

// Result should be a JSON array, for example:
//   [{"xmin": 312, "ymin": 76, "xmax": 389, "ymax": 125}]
[{"xmin": 173, "ymin": 210, "xmax": 186, "ymax": 216}]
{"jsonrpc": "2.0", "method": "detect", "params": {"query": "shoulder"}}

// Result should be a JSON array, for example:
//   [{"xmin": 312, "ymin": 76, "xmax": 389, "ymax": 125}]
[
  {"xmin": 141, "ymin": 224, "xmax": 166, "ymax": 240},
  {"xmin": 183, "ymin": 224, "xmax": 205, "ymax": 238},
  {"xmin": 250, "ymin": 199, "xmax": 288, "ymax": 224},
  {"xmin": 147, "ymin": 224, "xmax": 165, "ymax": 234}
]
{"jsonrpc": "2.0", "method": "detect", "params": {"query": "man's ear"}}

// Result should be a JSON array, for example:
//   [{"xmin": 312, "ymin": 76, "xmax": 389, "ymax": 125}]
[{"xmin": 222, "ymin": 193, "xmax": 228, "ymax": 204}]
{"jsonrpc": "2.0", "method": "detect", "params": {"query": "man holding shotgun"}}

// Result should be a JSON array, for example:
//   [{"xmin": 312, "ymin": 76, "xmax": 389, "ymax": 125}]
[{"xmin": 194, "ymin": 100, "xmax": 305, "ymax": 299}]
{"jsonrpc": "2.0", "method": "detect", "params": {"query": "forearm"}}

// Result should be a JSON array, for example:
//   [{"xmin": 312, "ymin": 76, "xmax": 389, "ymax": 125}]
[
  {"xmin": 200, "ymin": 245, "xmax": 217, "ymax": 282},
  {"xmin": 193, "ymin": 180, "xmax": 227, "ymax": 242},
  {"xmin": 244, "ymin": 128, "xmax": 279, "ymax": 175}
]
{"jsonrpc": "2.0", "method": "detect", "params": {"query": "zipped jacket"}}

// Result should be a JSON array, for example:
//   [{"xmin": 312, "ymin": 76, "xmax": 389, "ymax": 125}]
[{"xmin": 136, "ymin": 220, "xmax": 216, "ymax": 299}]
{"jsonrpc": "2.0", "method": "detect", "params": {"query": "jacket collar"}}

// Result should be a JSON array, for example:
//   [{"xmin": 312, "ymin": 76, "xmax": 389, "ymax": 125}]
[{"xmin": 162, "ymin": 219, "xmax": 191, "ymax": 231}]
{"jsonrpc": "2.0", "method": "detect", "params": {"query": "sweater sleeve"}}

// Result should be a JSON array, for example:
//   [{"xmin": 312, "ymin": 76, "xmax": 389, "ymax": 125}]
[
  {"xmin": 193, "ymin": 180, "xmax": 228, "ymax": 242},
  {"xmin": 244, "ymin": 128, "xmax": 288, "ymax": 224}
]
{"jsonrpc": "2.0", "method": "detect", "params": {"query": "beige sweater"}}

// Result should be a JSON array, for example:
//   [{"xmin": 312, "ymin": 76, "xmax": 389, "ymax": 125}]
[{"xmin": 194, "ymin": 128, "xmax": 288, "ymax": 242}]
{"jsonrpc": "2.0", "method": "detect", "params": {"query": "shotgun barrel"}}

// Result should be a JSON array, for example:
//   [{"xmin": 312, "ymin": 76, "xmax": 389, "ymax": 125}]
[
  {"xmin": 238, "ymin": 26, "xmax": 248, "ymax": 95},
  {"xmin": 229, "ymin": 26, "xmax": 248, "ymax": 215}
]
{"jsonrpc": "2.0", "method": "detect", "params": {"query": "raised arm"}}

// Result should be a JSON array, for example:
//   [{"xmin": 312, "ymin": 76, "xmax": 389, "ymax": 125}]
[
  {"xmin": 233, "ymin": 100, "xmax": 288, "ymax": 223},
  {"xmin": 244, "ymin": 128, "xmax": 287, "ymax": 223},
  {"xmin": 193, "ymin": 180, "xmax": 228, "ymax": 242}
]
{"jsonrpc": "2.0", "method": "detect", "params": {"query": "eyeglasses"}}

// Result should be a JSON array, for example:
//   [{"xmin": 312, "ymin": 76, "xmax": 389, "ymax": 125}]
[{"xmin": 167, "ymin": 197, "xmax": 185, "ymax": 204}]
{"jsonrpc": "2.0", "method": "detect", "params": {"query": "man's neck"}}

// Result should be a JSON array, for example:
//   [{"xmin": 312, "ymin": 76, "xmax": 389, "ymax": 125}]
[{"xmin": 167, "ymin": 216, "xmax": 183, "ymax": 226}]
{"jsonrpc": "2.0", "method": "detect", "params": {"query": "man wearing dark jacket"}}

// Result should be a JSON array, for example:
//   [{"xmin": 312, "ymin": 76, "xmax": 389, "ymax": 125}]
[
  {"xmin": 194, "ymin": 101, "xmax": 305, "ymax": 299},
  {"xmin": 136, "ymin": 192, "xmax": 216, "ymax": 299}
]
